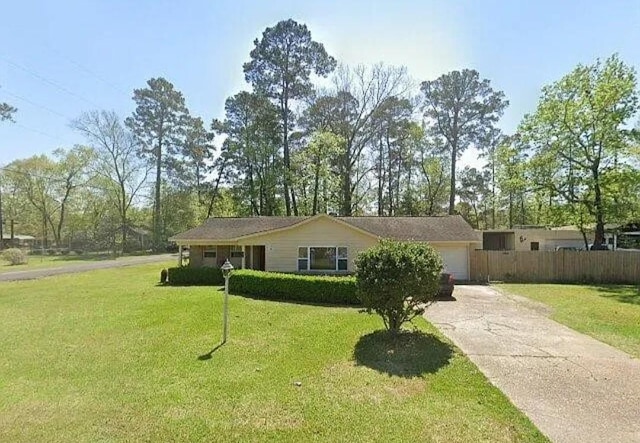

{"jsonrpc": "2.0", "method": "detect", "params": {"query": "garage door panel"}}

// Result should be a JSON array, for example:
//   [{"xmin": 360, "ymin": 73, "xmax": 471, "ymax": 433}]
[{"xmin": 433, "ymin": 246, "xmax": 468, "ymax": 280}]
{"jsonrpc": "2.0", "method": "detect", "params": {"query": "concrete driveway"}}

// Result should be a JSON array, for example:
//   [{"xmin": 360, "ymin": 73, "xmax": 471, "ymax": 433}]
[
  {"xmin": 424, "ymin": 285, "xmax": 640, "ymax": 443},
  {"xmin": 0, "ymin": 254, "xmax": 176, "ymax": 282}
]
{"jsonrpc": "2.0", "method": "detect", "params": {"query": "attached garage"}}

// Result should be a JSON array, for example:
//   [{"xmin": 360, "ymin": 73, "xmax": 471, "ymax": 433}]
[
  {"xmin": 433, "ymin": 244, "xmax": 470, "ymax": 280},
  {"xmin": 170, "ymin": 214, "xmax": 480, "ymax": 279}
]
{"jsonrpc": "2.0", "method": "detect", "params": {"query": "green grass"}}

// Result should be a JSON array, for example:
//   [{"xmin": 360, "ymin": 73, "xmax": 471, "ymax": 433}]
[
  {"xmin": 497, "ymin": 283, "xmax": 640, "ymax": 358},
  {"xmin": 0, "ymin": 252, "xmax": 158, "ymax": 274},
  {"xmin": 0, "ymin": 263, "xmax": 545, "ymax": 443}
]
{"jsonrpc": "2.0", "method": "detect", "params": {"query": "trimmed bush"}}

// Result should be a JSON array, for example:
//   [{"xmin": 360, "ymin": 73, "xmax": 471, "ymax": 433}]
[
  {"xmin": 2, "ymin": 248, "xmax": 28, "ymax": 265},
  {"xmin": 355, "ymin": 239, "xmax": 443, "ymax": 332},
  {"xmin": 167, "ymin": 266, "xmax": 224, "ymax": 286},
  {"xmin": 229, "ymin": 270, "xmax": 359, "ymax": 305}
]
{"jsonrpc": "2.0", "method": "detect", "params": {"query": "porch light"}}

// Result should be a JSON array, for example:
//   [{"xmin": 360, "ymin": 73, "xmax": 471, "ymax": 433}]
[
  {"xmin": 220, "ymin": 259, "xmax": 234, "ymax": 344},
  {"xmin": 221, "ymin": 258, "xmax": 234, "ymax": 278}
]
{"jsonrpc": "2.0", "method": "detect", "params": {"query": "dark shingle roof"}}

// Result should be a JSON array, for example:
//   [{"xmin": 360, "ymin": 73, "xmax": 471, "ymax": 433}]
[
  {"xmin": 340, "ymin": 215, "xmax": 480, "ymax": 242},
  {"xmin": 170, "ymin": 215, "xmax": 479, "ymax": 243},
  {"xmin": 170, "ymin": 217, "xmax": 310, "ymax": 241}
]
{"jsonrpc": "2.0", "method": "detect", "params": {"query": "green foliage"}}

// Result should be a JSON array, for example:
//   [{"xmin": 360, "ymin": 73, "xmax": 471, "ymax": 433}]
[
  {"xmin": 291, "ymin": 130, "xmax": 344, "ymax": 215},
  {"xmin": 521, "ymin": 54, "xmax": 639, "ymax": 245},
  {"xmin": 355, "ymin": 240, "xmax": 443, "ymax": 332},
  {"xmin": 2, "ymin": 146, "xmax": 94, "ymax": 248},
  {"xmin": 0, "ymin": 84, "xmax": 17, "ymax": 122},
  {"xmin": 126, "ymin": 77, "xmax": 189, "ymax": 249},
  {"xmin": 0, "ymin": 102, "xmax": 17, "ymax": 122},
  {"xmin": 167, "ymin": 266, "xmax": 224, "ymax": 286},
  {"xmin": 213, "ymin": 91, "xmax": 283, "ymax": 216},
  {"xmin": 2, "ymin": 248, "xmax": 28, "ymax": 265},
  {"xmin": 229, "ymin": 269, "xmax": 358, "ymax": 305},
  {"xmin": 73, "ymin": 110, "xmax": 150, "ymax": 254},
  {"xmin": 244, "ymin": 19, "xmax": 337, "ymax": 215},
  {"xmin": 421, "ymin": 69, "xmax": 508, "ymax": 215}
]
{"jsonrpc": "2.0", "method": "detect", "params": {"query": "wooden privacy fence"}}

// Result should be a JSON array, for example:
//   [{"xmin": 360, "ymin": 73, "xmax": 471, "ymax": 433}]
[{"xmin": 470, "ymin": 250, "xmax": 640, "ymax": 284}]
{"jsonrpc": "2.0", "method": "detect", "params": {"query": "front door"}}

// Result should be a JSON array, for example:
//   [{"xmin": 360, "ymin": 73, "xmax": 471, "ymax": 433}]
[{"xmin": 251, "ymin": 246, "xmax": 265, "ymax": 271}]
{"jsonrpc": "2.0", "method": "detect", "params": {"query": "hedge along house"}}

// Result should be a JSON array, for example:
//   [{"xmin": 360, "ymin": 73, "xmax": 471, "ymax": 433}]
[{"xmin": 169, "ymin": 214, "xmax": 481, "ymax": 280}]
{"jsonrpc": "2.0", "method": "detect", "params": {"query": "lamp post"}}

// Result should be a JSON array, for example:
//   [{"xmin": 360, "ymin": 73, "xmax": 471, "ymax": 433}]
[{"xmin": 220, "ymin": 259, "xmax": 234, "ymax": 343}]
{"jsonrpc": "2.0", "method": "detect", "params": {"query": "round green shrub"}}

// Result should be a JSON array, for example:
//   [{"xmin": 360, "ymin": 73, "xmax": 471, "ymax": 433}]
[
  {"xmin": 2, "ymin": 248, "xmax": 28, "ymax": 265},
  {"xmin": 355, "ymin": 240, "xmax": 443, "ymax": 333}
]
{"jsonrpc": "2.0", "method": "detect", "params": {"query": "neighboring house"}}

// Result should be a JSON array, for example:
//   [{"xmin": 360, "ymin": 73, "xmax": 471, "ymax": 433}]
[
  {"xmin": 169, "ymin": 214, "xmax": 481, "ymax": 280},
  {"xmin": 1, "ymin": 234, "xmax": 35, "ymax": 249},
  {"xmin": 126, "ymin": 226, "xmax": 152, "ymax": 250},
  {"xmin": 482, "ymin": 227, "xmax": 609, "ymax": 251}
]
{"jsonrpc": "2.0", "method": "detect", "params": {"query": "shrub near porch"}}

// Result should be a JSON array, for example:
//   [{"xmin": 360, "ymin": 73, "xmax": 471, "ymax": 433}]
[{"xmin": 229, "ymin": 269, "xmax": 358, "ymax": 305}]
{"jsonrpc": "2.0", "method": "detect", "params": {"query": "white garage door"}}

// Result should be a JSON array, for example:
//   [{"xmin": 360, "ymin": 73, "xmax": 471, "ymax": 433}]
[{"xmin": 434, "ymin": 245, "xmax": 469, "ymax": 280}]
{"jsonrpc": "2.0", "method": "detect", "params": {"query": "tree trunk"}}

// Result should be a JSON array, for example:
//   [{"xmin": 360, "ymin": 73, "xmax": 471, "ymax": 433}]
[
  {"xmin": 312, "ymin": 162, "xmax": 320, "ymax": 215},
  {"xmin": 154, "ymin": 136, "xmax": 162, "ymax": 250},
  {"xmin": 491, "ymin": 154, "xmax": 496, "ymax": 228},
  {"xmin": 377, "ymin": 138, "xmax": 384, "ymax": 216},
  {"xmin": 120, "ymin": 181, "xmax": 128, "ymax": 254},
  {"xmin": 291, "ymin": 188, "xmax": 298, "ymax": 216},
  {"xmin": 592, "ymin": 167, "xmax": 605, "ymax": 248},
  {"xmin": 448, "ymin": 145, "xmax": 457, "ymax": 215},
  {"xmin": 282, "ymin": 97, "xmax": 292, "ymax": 216}
]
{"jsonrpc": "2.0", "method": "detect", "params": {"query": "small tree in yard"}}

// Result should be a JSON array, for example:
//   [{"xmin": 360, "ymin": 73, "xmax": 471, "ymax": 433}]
[
  {"xmin": 355, "ymin": 240, "xmax": 443, "ymax": 333},
  {"xmin": 2, "ymin": 248, "xmax": 28, "ymax": 265}
]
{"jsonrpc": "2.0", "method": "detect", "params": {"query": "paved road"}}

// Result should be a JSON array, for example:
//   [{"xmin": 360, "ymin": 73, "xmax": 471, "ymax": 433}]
[
  {"xmin": 424, "ymin": 285, "xmax": 640, "ymax": 443},
  {"xmin": 0, "ymin": 254, "xmax": 177, "ymax": 282}
]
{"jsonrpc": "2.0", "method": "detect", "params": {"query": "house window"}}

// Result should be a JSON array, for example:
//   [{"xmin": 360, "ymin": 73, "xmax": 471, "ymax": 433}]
[
  {"xmin": 310, "ymin": 247, "xmax": 336, "ymax": 270},
  {"xmin": 230, "ymin": 245, "xmax": 244, "ymax": 258},
  {"xmin": 298, "ymin": 247, "xmax": 348, "ymax": 271},
  {"xmin": 530, "ymin": 242, "xmax": 540, "ymax": 251},
  {"xmin": 203, "ymin": 248, "xmax": 217, "ymax": 258},
  {"xmin": 298, "ymin": 247, "xmax": 308, "ymax": 271},
  {"xmin": 338, "ymin": 247, "xmax": 348, "ymax": 270}
]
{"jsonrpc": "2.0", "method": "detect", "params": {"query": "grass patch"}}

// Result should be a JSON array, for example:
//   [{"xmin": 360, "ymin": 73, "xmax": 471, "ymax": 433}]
[
  {"xmin": 0, "ymin": 263, "xmax": 545, "ymax": 442},
  {"xmin": 497, "ymin": 283, "xmax": 640, "ymax": 358},
  {"xmin": 0, "ymin": 253, "xmax": 118, "ymax": 273},
  {"xmin": 0, "ymin": 252, "xmax": 166, "ymax": 274}
]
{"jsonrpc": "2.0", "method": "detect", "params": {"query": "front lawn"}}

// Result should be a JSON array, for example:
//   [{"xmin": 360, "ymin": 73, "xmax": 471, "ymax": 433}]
[
  {"xmin": 0, "ymin": 252, "xmax": 136, "ymax": 274},
  {"xmin": 497, "ymin": 283, "xmax": 640, "ymax": 358},
  {"xmin": 0, "ymin": 264, "xmax": 545, "ymax": 442}
]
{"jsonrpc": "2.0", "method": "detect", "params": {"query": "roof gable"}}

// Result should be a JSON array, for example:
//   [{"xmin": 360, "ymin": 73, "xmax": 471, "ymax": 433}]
[
  {"xmin": 169, "ymin": 217, "xmax": 309, "ymax": 242},
  {"xmin": 170, "ymin": 214, "xmax": 479, "ymax": 243}
]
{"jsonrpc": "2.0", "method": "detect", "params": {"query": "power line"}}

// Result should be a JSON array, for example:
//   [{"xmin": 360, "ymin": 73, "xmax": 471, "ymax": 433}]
[
  {"xmin": 0, "ymin": 55, "xmax": 102, "ymax": 108},
  {"xmin": 0, "ymin": 88, "xmax": 70, "ymax": 120},
  {"xmin": 44, "ymin": 45, "xmax": 130, "ymax": 97},
  {"xmin": 11, "ymin": 122, "xmax": 68, "ymax": 143}
]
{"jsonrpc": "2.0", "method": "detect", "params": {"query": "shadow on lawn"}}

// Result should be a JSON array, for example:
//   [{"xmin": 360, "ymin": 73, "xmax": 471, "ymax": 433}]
[
  {"xmin": 353, "ymin": 330, "xmax": 453, "ymax": 378},
  {"xmin": 198, "ymin": 342, "xmax": 226, "ymax": 361},
  {"xmin": 593, "ymin": 285, "xmax": 640, "ymax": 305},
  {"xmin": 228, "ymin": 289, "xmax": 361, "ymax": 309}
]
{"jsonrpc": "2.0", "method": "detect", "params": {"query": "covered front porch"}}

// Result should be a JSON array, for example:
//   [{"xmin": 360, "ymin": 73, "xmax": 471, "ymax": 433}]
[{"xmin": 179, "ymin": 244, "xmax": 265, "ymax": 271}]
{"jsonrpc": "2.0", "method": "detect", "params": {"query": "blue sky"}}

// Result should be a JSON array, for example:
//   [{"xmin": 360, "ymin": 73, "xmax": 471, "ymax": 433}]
[{"xmin": 1, "ymin": 0, "xmax": 639, "ymax": 166}]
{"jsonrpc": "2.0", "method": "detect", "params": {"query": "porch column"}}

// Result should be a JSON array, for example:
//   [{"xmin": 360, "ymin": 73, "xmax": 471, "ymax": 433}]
[
  {"xmin": 178, "ymin": 245, "xmax": 183, "ymax": 266},
  {"xmin": 241, "ymin": 244, "xmax": 246, "ymax": 269}
]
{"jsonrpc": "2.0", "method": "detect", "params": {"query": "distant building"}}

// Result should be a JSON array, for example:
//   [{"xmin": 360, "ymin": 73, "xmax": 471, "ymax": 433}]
[
  {"xmin": 1, "ymin": 234, "xmax": 36, "ymax": 249},
  {"xmin": 483, "ymin": 228, "xmax": 587, "ymax": 251}
]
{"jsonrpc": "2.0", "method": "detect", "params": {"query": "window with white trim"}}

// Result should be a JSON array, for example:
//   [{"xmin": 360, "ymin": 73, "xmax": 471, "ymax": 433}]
[
  {"xmin": 297, "ymin": 246, "xmax": 348, "ymax": 271},
  {"xmin": 230, "ymin": 245, "xmax": 244, "ymax": 258},
  {"xmin": 203, "ymin": 248, "xmax": 217, "ymax": 258}
]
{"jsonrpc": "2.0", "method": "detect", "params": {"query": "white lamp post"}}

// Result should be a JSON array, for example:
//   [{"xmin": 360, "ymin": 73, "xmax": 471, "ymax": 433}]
[{"xmin": 220, "ymin": 258, "xmax": 234, "ymax": 343}]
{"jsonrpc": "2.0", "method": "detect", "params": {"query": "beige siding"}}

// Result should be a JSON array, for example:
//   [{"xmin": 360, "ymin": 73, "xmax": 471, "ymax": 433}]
[
  {"xmin": 512, "ymin": 229, "xmax": 588, "ymax": 251},
  {"xmin": 245, "ymin": 217, "xmax": 378, "ymax": 272}
]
